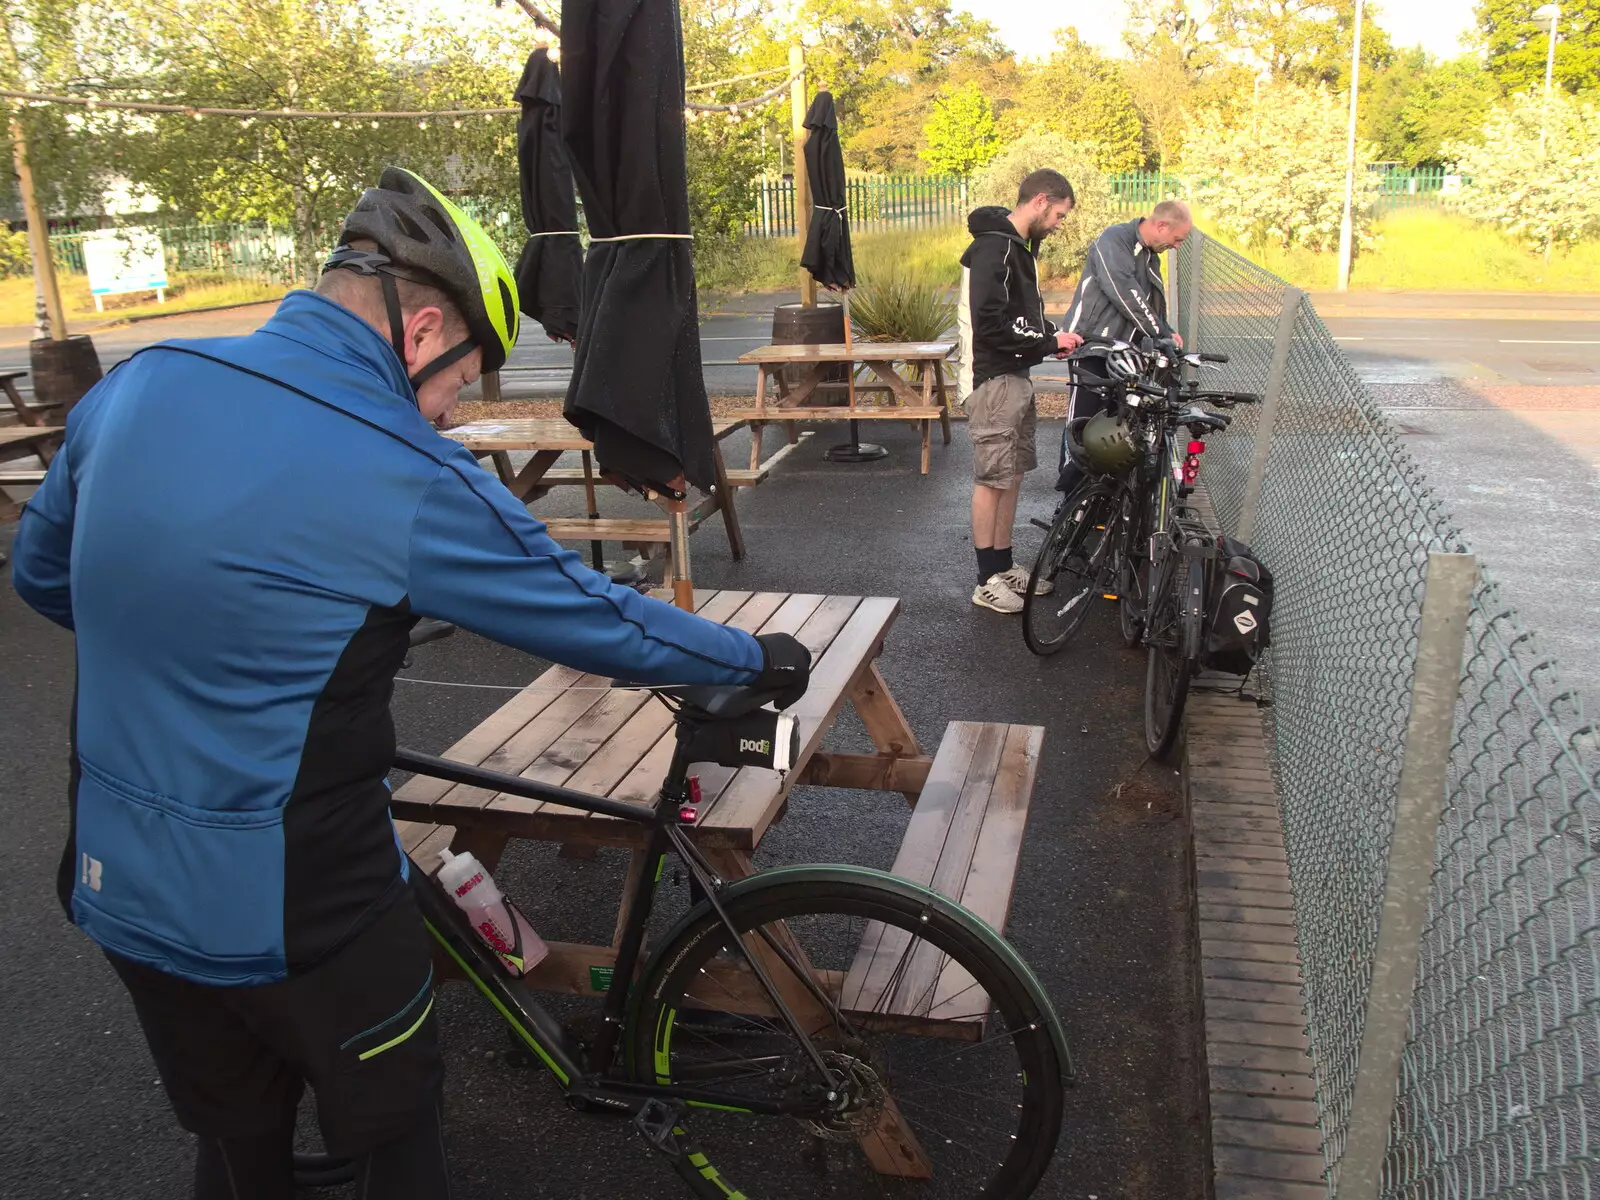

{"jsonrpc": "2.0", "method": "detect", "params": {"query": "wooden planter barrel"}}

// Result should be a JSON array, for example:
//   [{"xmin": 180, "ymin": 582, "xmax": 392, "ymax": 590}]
[
  {"xmin": 30, "ymin": 335, "xmax": 103, "ymax": 416},
  {"xmin": 771, "ymin": 301, "xmax": 847, "ymax": 404}
]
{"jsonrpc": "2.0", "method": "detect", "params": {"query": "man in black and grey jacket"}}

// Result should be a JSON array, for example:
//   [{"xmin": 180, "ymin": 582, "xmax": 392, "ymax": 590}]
[
  {"xmin": 1055, "ymin": 199, "xmax": 1192, "ymax": 494},
  {"xmin": 956, "ymin": 170, "xmax": 1083, "ymax": 614}
]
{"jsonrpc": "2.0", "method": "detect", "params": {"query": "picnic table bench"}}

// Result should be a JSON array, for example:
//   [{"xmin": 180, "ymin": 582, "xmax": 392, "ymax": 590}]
[
  {"xmin": 0, "ymin": 370, "xmax": 64, "ymax": 428},
  {"xmin": 0, "ymin": 425, "xmax": 63, "ymax": 520},
  {"xmin": 389, "ymin": 589, "xmax": 1043, "ymax": 1039},
  {"xmin": 732, "ymin": 342, "xmax": 955, "ymax": 475},
  {"xmin": 441, "ymin": 418, "xmax": 754, "ymax": 609}
]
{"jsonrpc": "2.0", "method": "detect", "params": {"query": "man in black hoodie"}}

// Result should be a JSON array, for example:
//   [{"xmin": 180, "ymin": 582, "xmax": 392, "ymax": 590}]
[{"xmin": 957, "ymin": 170, "xmax": 1083, "ymax": 614}]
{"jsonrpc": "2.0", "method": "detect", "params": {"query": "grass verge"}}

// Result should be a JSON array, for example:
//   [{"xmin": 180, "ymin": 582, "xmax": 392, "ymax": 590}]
[
  {"xmin": 0, "ymin": 271, "xmax": 287, "ymax": 326},
  {"xmin": 1198, "ymin": 208, "xmax": 1600, "ymax": 293}
]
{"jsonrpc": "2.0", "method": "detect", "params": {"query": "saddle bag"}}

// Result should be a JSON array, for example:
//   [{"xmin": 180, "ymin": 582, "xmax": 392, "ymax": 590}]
[{"xmin": 1204, "ymin": 535, "xmax": 1274, "ymax": 675}]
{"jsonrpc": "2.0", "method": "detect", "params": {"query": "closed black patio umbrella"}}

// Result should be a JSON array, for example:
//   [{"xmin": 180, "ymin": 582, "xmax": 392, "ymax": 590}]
[
  {"xmin": 559, "ymin": 0, "xmax": 714, "ymax": 496},
  {"xmin": 799, "ymin": 91, "xmax": 853, "ymax": 291},
  {"xmin": 512, "ymin": 47, "xmax": 582, "ymax": 343},
  {"xmin": 799, "ymin": 91, "xmax": 880, "ymax": 462}
]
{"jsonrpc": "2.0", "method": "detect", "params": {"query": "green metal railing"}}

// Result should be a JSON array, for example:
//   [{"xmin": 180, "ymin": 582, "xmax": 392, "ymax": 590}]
[{"xmin": 49, "ymin": 222, "xmax": 303, "ymax": 284}]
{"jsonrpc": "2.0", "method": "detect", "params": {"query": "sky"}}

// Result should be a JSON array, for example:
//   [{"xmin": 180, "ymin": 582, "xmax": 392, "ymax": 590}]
[{"xmin": 959, "ymin": 0, "xmax": 1483, "ymax": 62}]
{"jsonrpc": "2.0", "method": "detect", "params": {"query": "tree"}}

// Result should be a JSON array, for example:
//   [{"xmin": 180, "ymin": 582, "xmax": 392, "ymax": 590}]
[
  {"xmin": 1476, "ymin": 0, "xmax": 1599, "ymax": 96},
  {"xmin": 1184, "ymin": 82, "xmax": 1381, "ymax": 251},
  {"xmin": 115, "ymin": 0, "xmax": 453, "ymax": 283},
  {"xmin": 1003, "ymin": 30, "xmax": 1145, "ymax": 172},
  {"xmin": 969, "ymin": 131, "xmax": 1116, "ymax": 279},
  {"xmin": 846, "ymin": 55, "xmax": 1016, "ymax": 171},
  {"xmin": 920, "ymin": 81, "xmax": 1000, "ymax": 173},
  {"xmin": 1123, "ymin": 43, "xmax": 1195, "ymax": 170},
  {"xmin": 1449, "ymin": 91, "xmax": 1600, "ymax": 250},
  {"xmin": 0, "ymin": 0, "xmax": 127, "ymax": 221},
  {"xmin": 1361, "ymin": 51, "xmax": 1501, "ymax": 166},
  {"xmin": 1216, "ymin": 0, "xmax": 1394, "ymax": 86}
]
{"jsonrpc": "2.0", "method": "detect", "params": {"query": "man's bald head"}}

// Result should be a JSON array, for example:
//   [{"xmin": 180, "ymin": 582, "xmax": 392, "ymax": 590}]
[{"xmin": 1141, "ymin": 200, "xmax": 1192, "ymax": 253}]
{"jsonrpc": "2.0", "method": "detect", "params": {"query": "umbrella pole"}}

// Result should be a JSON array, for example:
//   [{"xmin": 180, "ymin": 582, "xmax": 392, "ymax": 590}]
[
  {"xmin": 581, "ymin": 450, "xmax": 604, "ymax": 571},
  {"xmin": 668, "ymin": 494, "xmax": 693, "ymax": 611},
  {"xmin": 825, "ymin": 290, "xmax": 887, "ymax": 463}
]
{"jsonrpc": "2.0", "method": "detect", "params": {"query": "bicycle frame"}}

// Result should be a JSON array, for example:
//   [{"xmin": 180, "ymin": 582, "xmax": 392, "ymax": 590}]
[{"xmin": 393, "ymin": 727, "xmax": 853, "ymax": 1117}]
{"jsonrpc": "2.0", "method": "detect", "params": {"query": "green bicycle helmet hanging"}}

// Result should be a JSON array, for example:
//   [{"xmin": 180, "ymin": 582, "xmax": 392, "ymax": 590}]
[
  {"xmin": 1065, "ymin": 411, "xmax": 1140, "ymax": 476},
  {"xmin": 322, "ymin": 167, "xmax": 521, "ymax": 389}
]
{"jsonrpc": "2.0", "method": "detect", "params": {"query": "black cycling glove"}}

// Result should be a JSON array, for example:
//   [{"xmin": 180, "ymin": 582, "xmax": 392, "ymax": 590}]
[{"xmin": 754, "ymin": 632, "xmax": 811, "ymax": 710}]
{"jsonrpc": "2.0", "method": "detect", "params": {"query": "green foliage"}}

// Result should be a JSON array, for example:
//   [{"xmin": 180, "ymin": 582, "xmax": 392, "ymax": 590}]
[
  {"xmin": 847, "ymin": 263, "xmax": 956, "ymax": 342},
  {"xmin": 920, "ymin": 82, "xmax": 1001, "ymax": 174},
  {"xmin": 1448, "ymin": 90, "xmax": 1600, "ymax": 250},
  {"xmin": 1361, "ymin": 51, "xmax": 1501, "ymax": 167},
  {"xmin": 1476, "ymin": 0, "xmax": 1599, "ymax": 96},
  {"xmin": 1002, "ymin": 31, "xmax": 1145, "ymax": 173},
  {"xmin": 0, "ymin": 227, "xmax": 31, "ymax": 277},
  {"xmin": 1214, "ymin": 0, "xmax": 1395, "ymax": 87},
  {"xmin": 970, "ymin": 131, "xmax": 1118, "ymax": 278},
  {"xmin": 1185, "ymin": 82, "xmax": 1380, "ymax": 252}
]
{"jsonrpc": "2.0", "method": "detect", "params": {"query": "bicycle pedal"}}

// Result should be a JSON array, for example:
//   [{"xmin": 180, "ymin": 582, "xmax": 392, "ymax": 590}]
[{"xmin": 634, "ymin": 1097, "xmax": 690, "ymax": 1159}]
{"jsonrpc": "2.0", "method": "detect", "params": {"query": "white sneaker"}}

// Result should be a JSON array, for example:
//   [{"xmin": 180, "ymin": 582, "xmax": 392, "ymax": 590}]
[
  {"xmin": 972, "ymin": 574, "xmax": 1025, "ymax": 614},
  {"xmin": 996, "ymin": 564, "xmax": 1054, "ymax": 596}
]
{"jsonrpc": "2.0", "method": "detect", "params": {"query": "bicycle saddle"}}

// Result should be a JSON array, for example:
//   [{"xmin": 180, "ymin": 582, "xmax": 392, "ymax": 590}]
[{"xmin": 614, "ymin": 682, "xmax": 791, "ymax": 721}]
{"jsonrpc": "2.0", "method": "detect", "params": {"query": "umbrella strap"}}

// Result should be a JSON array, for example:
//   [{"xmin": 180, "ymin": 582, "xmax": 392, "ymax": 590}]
[
  {"xmin": 525, "ymin": 230, "xmax": 581, "ymax": 237},
  {"xmin": 813, "ymin": 205, "xmax": 847, "ymax": 215},
  {"xmin": 588, "ymin": 233, "xmax": 694, "ymax": 242}
]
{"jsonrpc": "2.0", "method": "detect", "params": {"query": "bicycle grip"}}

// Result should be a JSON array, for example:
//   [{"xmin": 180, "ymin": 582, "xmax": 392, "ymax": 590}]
[{"xmin": 1199, "ymin": 352, "xmax": 1229, "ymax": 364}]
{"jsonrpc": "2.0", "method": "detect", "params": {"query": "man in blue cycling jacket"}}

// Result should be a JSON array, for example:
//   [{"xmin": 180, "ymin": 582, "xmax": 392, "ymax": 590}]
[{"xmin": 10, "ymin": 167, "xmax": 809, "ymax": 1199}]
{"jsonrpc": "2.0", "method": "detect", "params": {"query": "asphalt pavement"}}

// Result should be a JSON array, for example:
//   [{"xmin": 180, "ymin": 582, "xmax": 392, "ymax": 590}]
[{"xmin": 0, "ymin": 422, "xmax": 1207, "ymax": 1198}]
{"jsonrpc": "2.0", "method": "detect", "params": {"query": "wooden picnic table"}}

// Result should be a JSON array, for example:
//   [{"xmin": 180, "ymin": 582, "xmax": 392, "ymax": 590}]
[
  {"xmin": 441, "ymin": 418, "xmax": 749, "ymax": 610},
  {"xmin": 0, "ymin": 425, "xmax": 64, "ymax": 521},
  {"xmin": 389, "ymin": 588, "xmax": 1044, "ymax": 1043},
  {"xmin": 734, "ymin": 341, "xmax": 955, "ymax": 475}
]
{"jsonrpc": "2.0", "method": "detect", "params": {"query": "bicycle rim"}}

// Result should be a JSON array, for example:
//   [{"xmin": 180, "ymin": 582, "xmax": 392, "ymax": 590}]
[
  {"xmin": 1144, "ymin": 558, "xmax": 1199, "ymax": 760},
  {"xmin": 1116, "ymin": 495, "xmax": 1145, "ymax": 648},
  {"xmin": 629, "ymin": 873, "xmax": 1067, "ymax": 1198},
  {"xmin": 1023, "ymin": 489, "xmax": 1113, "ymax": 657}
]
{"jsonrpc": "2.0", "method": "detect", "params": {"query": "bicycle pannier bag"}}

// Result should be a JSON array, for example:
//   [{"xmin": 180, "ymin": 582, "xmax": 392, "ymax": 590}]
[{"xmin": 1204, "ymin": 535, "xmax": 1274, "ymax": 675}]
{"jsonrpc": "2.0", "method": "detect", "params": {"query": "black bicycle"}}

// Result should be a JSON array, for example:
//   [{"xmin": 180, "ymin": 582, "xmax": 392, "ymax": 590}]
[
  {"xmin": 1023, "ymin": 338, "xmax": 1258, "ymax": 758},
  {"xmin": 302, "ymin": 621, "xmax": 1072, "ymax": 1197}
]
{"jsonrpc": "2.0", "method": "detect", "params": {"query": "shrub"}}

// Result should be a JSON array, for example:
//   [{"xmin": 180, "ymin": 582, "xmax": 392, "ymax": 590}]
[
  {"xmin": 1448, "ymin": 91, "xmax": 1600, "ymax": 252},
  {"xmin": 968, "ymin": 132, "xmax": 1117, "ymax": 279},
  {"xmin": 0, "ymin": 228, "xmax": 33, "ymax": 278},
  {"xmin": 1184, "ymin": 83, "xmax": 1380, "ymax": 253},
  {"xmin": 848, "ymin": 265, "xmax": 956, "ymax": 343}
]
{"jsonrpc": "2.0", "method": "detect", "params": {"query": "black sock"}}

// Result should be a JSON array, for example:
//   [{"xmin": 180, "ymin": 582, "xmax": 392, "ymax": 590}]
[
  {"xmin": 975, "ymin": 547, "xmax": 998, "ymax": 585},
  {"xmin": 995, "ymin": 546, "xmax": 1013, "ymax": 575}
]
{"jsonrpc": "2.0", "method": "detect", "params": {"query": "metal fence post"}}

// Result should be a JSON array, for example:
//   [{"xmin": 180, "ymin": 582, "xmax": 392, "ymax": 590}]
[
  {"xmin": 1165, "ymin": 247, "xmax": 1179, "ymax": 330},
  {"xmin": 1185, "ymin": 229, "xmax": 1204, "ymax": 350},
  {"xmin": 1336, "ymin": 551, "xmax": 1478, "ymax": 1200},
  {"xmin": 1235, "ymin": 284, "xmax": 1303, "ymax": 543}
]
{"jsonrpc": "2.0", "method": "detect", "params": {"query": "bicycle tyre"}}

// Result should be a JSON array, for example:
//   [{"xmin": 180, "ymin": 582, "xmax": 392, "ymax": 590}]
[
  {"xmin": 628, "ymin": 865, "xmax": 1070, "ymax": 1199},
  {"xmin": 1144, "ymin": 556, "xmax": 1203, "ymax": 760},
  {"xmin": 1023, "ymin": 485, "xmax": 1115, "ymax": 657}
]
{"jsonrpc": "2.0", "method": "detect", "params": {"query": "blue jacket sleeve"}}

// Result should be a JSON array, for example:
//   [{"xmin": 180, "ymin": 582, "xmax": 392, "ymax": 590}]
[
  {"xmin": 11, "ymin": 445, "xmax": 77, "ymax": 630},
  {"xmin": 406, "ymin": 459, "xmax": 765, "ymax": 685}
]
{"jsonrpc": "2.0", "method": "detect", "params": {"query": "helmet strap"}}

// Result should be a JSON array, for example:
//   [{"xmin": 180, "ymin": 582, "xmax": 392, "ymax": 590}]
[
  {"xmin": 408, "ymin": 338, "xmax": 475, "ymax": 391},
  {"xmin": 377, "ymin": 271, "xmax": 409, "ymax": 372}
]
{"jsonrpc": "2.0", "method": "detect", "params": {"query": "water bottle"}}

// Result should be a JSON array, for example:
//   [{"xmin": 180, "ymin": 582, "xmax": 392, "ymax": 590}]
[{"xmin": 436, "ymin": 848, "xmax": 549, "ymax": 977}]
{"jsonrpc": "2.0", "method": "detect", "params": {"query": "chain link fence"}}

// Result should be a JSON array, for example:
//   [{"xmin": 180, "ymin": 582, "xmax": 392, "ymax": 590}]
[{"xmin": 1174, "ymin": 232, "xmax": 1600, "ymax": 1199}]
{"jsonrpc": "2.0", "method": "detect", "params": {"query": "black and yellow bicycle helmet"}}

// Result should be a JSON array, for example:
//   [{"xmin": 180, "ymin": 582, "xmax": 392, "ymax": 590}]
[{"xmin": 323, "ymin": 167, "xmax": 520, "ymax": 389}]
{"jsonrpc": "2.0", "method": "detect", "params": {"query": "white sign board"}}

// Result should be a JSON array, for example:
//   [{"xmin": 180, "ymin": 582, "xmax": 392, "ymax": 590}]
[{"xmin": 82, "ymin": 229, "xmax": 168, "ymax": 309}]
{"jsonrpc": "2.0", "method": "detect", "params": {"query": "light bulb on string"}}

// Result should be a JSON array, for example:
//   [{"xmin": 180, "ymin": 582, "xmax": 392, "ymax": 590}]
[
  {"xmin": 370, "ymin": 119, "xmax": 379, "ymax": 129},
  {"xmin": 547, "ymin": 46, "xmax": 560, "ymax": 63},
  {"xmin": 453, "ymin": 119, "xmax": 462, "ymax": 129}
]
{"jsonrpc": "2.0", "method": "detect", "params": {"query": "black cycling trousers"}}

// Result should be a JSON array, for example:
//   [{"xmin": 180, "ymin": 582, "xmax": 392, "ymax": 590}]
[
  {"xmin": 1055, "ymin": 362, "xmax": 1117, "ymax": 494},
  {"xmin": 105, "ymin": 889, "xmax": 450, "ymax": 1198}
]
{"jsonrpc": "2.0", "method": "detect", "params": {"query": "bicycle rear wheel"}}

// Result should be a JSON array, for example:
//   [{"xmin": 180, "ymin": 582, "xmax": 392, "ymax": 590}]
[
  {"xmin": 629, "ymin": 866, "xmax": 1069, "ymax": 1199},
  {"xmin": 1023, "ymin": 485, "xmax": 1115, "ymax": 657},
  {"xmin": 1144, "ymin": 555, "xmax": 1202, "ymax": 760}
]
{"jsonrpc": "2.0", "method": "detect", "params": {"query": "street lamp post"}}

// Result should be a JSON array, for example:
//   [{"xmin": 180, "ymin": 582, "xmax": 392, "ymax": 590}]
[
  {"xmin": 1336, "ymin": 0, "xmax": 1366, "ymax": 292},
  {"xmin": 1534, "ymin": 4, "xmax": 1560, "ymax": 156},
  {"xmin": 1533, "ymin": 5, "xmax": 1560, "ymax": 264}
]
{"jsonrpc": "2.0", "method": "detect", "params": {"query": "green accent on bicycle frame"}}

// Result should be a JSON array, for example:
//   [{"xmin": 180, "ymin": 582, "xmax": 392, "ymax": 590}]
[
  {"xmin": 686, "ymin": 1150, "xmax": 747, "ymax": 1199},
  {"xmin": 655, "ymin": 1005, "xmax": 676, "ymax": 1084},
  {"xmin": 655, "ymin": 857, "xmax": 666, "ymax": 882},
  {"xmin": 357, "ymin": 995, "xmax": 434, "ymax": 1061},
  {"xmin": 686, "ymin": 1100, "xmax": 755, "ymax": 1113},
  {"xmin": 424, "ymin": 917, "xmax": 570, "ymax": 1086},
  {"xmin": 590, "ymin": 964, "xmax": 616, "ymax": 993}
]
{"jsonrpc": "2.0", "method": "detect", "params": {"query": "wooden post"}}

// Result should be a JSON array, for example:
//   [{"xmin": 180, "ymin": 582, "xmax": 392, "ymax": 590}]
[
  {"xmin": 789, "ymin": 44, "xmax": 814, "ymax": 308},
  {"xmin": 10, "ymin": 113, "xmax": 66, "ymax": 341}
]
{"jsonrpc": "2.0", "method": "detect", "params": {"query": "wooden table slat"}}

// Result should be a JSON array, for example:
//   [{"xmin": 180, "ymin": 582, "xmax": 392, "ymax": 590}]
[
  {"xmin": 0, "ymin": 425, "xmax": 63, "ymax": 447},
  {"xmin": 443, "ymin": 418, "xmax": 744, "ymax": 453},
  {"xmin": 738, "ymin": 342, "xmax": 953, "ymax": 364}
]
